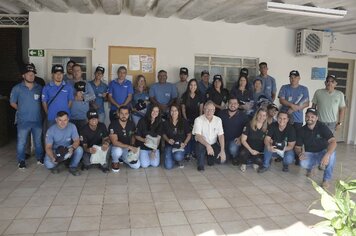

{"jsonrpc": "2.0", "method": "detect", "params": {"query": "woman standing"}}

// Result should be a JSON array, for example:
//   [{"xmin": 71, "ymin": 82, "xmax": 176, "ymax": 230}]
[
  {"xmin": 135, "ymin": 105, "xmax": 162, "ymax": 168},
  {"xmin": 132, "ymin": 75, "xmax": 150, "ymax": 125},
  {"xmin": 163, "ymin": 104, "xmax": 192, "ymax": 169},
  {"xmin": 238, "ymin": 108, "xmax": 268, "ymax": 172},
  {"xmin": 230, "ymin": 75, "xmax": 253, "ymax": 114},
  {"xmin": 206, "ymin": 74, "xmax": 229, "ymax": 115}
]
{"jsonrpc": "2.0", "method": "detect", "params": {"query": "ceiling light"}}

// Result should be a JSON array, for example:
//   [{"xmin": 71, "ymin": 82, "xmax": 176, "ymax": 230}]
[{"xmin": 266, "ymin": 2, "xmax": 347, "ymax": 19}]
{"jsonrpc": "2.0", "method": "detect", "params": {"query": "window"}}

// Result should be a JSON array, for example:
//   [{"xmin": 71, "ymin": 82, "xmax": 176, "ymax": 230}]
[{"xmin": 194, "ymin": 55, "xmax": 259, "ymax": 90}]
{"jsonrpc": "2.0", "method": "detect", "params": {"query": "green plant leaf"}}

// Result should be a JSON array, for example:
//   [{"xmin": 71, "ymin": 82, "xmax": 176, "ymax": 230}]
[
  {"xmin": 310, "ymin": 209, "xmax": 338, "ymax": 220},
  {"xmin": 331, "ymin": 216, "xmax": 343, "ymax": 230},
  {"xmin": 336, "ymin": 226, "xmax": 353, "ymax": 236}
]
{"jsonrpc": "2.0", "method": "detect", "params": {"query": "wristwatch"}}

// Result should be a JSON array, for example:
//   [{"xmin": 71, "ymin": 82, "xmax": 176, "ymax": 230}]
[{"xmin": 337, "ymin": 122, "xmax": 342, "ymax": 126}]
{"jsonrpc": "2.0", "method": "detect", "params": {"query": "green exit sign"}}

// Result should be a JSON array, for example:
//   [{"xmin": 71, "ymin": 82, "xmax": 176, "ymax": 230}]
[{"xmin": 28, "ymin": 49, "xmax": 45, "ymax": 57}]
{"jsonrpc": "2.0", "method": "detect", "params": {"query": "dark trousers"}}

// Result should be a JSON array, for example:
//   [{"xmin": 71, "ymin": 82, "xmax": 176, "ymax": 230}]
[
  {"xmin": 293, "ymin": 122, "xmax": 303, "ymax": 164},
  {"xmin": 82, "ymin": 151, "xmax": 110, "ymax": 168},
  {"xmin": 195, "ymin": 142, "xmax": 221, "ymax": 168},
  {"xmin": 71, "ymin": 119, "xmax": 87, "ymax": 131},
  {"xmin": 237, "ymin": 147, "xmax": 263, "ymax": 167}
]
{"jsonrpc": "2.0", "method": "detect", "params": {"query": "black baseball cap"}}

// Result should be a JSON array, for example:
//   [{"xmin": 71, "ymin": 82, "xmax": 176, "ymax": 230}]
[
  {"xmin": 87, "ymin": 109, "xmax": 99, "ymax": 120},
  {"xmin": 289, "ymin": 70, "xmax": 300, "ymax": 77},
  {"xmin": 201, "ymin": 70, "xmax": 209, "ymax": 76},
  {"xmin": 179, "ymin": 67, "xmax": 188, "ymax": 75},
  {"xmin": 74, "ymin": 81, "xmax": 86, "ymax": 92},
  {"xmin": 240, "ymin": 68, "xmax": 249, "ymax": 77},
  {"xmin": 23, "ymin": 63, "xmax": 37, "ymax": 74},
  {"xmin": 95, "ymin": 66, "xmax": 105, "ymax": 74},
  {"xmin": 52, "ymin": 64, "xmax": 64, "ymax": 74},
  {"xmin": 306, "ymin": 108, "xmax": 318, "ymax": 116},
  {"xmin": 267, "ymin": 103, "xmax": 279, "ymax": 111}
]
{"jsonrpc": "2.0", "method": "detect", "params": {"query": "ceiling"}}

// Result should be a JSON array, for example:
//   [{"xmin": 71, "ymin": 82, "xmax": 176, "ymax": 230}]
[{"xmin": 1, "ymin": 0, "xmax": 356, "ymax": 34}]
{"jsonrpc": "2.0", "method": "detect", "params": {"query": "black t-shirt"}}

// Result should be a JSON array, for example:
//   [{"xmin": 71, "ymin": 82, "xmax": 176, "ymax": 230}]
[
  {"xmin": 163, "ymin": 119, "xmax": 191, "ymax": 145},
  {"xmin": 80, "ymin": 123, "xmax": 108, "ymax": 147},
  {"xmin": 108, "ymin": 120, "xmax": 136, "ymax": 145},
  {"xmin": 296, "ymin": 121, "xmax": 333, "ymax": 152},
  {"xmin": 230, "ymin": 87, "xmax": 252, "ymax": 103},
  {"xmin": 242, "ymin": 124, "xmax": 266, "ymax": 152},
  {"xmin": 136, "ymin": 117, "xmax": 162, "ymax": 150},
  {"xmin": 267, "ymin": 122, "xmax": 296, "ymax": 144},
  {"xmin": 206, "ymin": 88, "xmax": 229, "ymax": 114},
  {"xmin": 181, "ymin": 92, "xmax": 204, "ymax": 123},
  {"xmin": 218, "ymin": 109, "xmax": 248, "ymax": 142}
]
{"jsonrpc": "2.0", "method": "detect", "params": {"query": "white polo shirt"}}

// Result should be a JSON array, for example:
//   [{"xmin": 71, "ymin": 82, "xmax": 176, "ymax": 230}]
[{"xmin": 192, "ymin": 115, "xmax": 224, "ymax": 145}]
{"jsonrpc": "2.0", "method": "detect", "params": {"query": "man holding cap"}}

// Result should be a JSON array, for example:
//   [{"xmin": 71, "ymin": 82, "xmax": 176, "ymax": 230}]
[
  {"xmin": 198, "ymin": 70, "xmax": 211, "ymax": 95},
  {"xmin": 89, "ymin": 66, "xmax": 108, "ymax": 123},
  {"xmin": 79, "ymin": 109, "xmax": 110, "ymax": 173},
  {"xmin": 175, "ymin": 67, "xmax": 189, "ymax": 101},
  {"xmin": 10, "ymin": 63, "xmax": 44, "ymax": 169},
  {"xmin": 312, "ymin": 75, "xmax": 346, "ymax": 134},
  {"xmin": 42, "ymin": 64, "xmax": 74, "ymax": 128},
  {"xmin": 295, "ymin": 108, "xmax": 337, "ymax": 189},
  {"xmin": 278, "ymin": 70, "xmax": 309, "ymax": 129}
]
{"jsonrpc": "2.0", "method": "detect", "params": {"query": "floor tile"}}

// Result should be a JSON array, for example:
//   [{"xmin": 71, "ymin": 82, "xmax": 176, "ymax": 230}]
[
  {"xmin": 74, "ymin": 204, "xmax": 102, "ymax": 216},
  {"xmin": 185, "ymin": 209, "xmax": 215, "ymax": 224},
  {"xmin": 0, "ymin": 220, "xmax": 12, "ymax": 235},
  {"xmin": 211, "ymin": 208, "xmax": 242, "ymax": 222},
  {"xmin": 5, "ymin": 218, "xmax": 42, "ymax": 234},
  {"xmin": 37, "ymin": 217, "xmax": 72, "ymax": 233},
  {"xmin": 130, "ymin": 213, "xmax": 160, "ymax": 228},
  {"xmin": 236, "ymin": 205, "xmax": 267, "ymax": 219},
  {"xmin": 17, "ymin": 206, "xmax": 49, "ymax": 219},
  {"xmin": 99, "ymin": 229, "xmax": 130, "ymax": 236},
  {"xmin": 178, "ymin": 199, "xmax": 207, "ymax": 211},
  {"xmin": 190, "ymin": 222, "xmax": 225, "ymax": 235},
  {"xmin": 161, "ymin": 225, "xmax": 194, "ymax": 236},
  {"xmin": 0, "ymin": 207, "xmax": 21, "ymax": 220},
  {"xmin": 68, "ymin": 216, "xmax": 101, "ymax": 231},
  {"xmin": 158, "ymin": 212, "xmax": 188, "ymax": 226},
  {"xmin": 78, "ymin": 194, "xmax": 104, "ymax": 205},
  {"xmin": 45, "ymin": 205, "xmax": 76, "ymax": 218},
  {"xmin": 129, "ymin": 202, "xmax": 156, "ymax": 214},
  {"xmin": 102, "ymin": 203, "xmax": 129, "ymax": 216},
  {"xmin": 155, "ymin": 201, "xmax": 182, "ymax": 213},
  {"xmin": 203, "ymin": 198, "xmax": 231, "ymax": 209},
  {"xmin": 258, "ymin": 204, "xmax": 291, "ymax": 217},
  {"xmin": 219, "ymin": 220, "xmax": 253, "ymax": 235},
  {"xmin": 131, "ymin": 227, "xmax": 162, "ymax": 236},
  {"xmin": 100, "ymin": 215, "xmax": 130, "ymax": 230}
]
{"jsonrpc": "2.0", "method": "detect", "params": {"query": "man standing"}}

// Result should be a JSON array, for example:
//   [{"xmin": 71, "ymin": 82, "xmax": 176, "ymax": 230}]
[
  {"xmin": 278, "ymin": 70, "xmax": 309, "ymax": 128},
  {"xmin": 109, "ymin": 106, "xmax": 140, "ymax": 172},
  {"xmin": 42, "ymin": 65, "xmax": 74, "ymax": 128},
  {"xmin": 80, "ymin": 109, "xmax": 110, "ymax": 173},
  {"xmin": 44, "ymin": 111, "xmax": 83, "ymax": 176},
  {"xmin": 198, "ymin": 70, "xmax": 211, "ymax": 96},
  {"xmin": 149, "ymin": 70, "xmax": 178, "ymax": 115},
  {"xmin": 70, "ymin": 64, "xmax": 96, "ymax": 129},
  {"xmin": 10, "ymin": 64, "xmax": 44, "ymax": 168},
  {"xmin": 89, "ymin": 66, "xmax": 108, "ymax": 123},
  {"xmin": 175, "ymin": 67, "xmax": 189, "ymax": 101},
  {"xmin": 108, "ymin": 66, "xmax": 133, "ymax": 121},
  {"xmin": 193, "ymin": 101, "xmax": 226, "ymax": 171},
  {"xmin": 254, "ymin": 62, "xmax": 277, "ymax": 102},
  {"xmin": 63, "ymin": 60, "xmax": 75, "ymax": 84},
  {"xmin": 312, "ymin": 74, "xmax": 346, "ymax": 134},
  {"xmin": 295, "ymin": 108, "xmax": 337, "ymax": 189},
  {"xmin": 218, "ymin": 97, "xmax": 248, "ymax": 165}
]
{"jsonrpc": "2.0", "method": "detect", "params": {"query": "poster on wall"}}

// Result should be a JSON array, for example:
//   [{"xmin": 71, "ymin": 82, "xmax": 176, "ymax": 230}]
[
  {"xmin": 141, "ymin": 56, "xmax": 154, "ymax": 73},
  {"xmin": 311, "ymin": 67, "xmax": 327, "ymax": 80},
  {"xmin": 129, "ymin": 55, "xmax": 140, "ymax": 71}
]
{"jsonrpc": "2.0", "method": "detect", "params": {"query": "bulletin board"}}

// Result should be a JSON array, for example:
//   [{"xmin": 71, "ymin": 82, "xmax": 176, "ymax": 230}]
[{"xmin": 108, "ymin": 46, "xmax": 156, "ymax": 86}]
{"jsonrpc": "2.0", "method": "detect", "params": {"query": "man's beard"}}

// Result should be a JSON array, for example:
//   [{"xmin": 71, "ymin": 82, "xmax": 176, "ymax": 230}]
[{"xmin": 24, "ymin": 78, "xmax": 34, "ymax": 83}]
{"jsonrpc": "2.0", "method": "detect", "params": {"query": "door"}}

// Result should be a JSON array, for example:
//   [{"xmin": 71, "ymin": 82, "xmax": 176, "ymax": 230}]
[{"xmin": 327, "ymin": 59, "xmax": 354, "ymax": 142}]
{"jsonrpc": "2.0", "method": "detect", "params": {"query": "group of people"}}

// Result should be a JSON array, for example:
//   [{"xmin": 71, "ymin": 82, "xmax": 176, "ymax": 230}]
[{"xmin": 10, "ymin": 61, "xmax": 346, "ymax": 188}]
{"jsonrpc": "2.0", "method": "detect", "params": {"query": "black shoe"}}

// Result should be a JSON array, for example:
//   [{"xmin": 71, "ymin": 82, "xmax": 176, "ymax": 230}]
[
  {"xmin": 81, "ymin": 164, "xmax": 90, "ymax": 171},
  {"xmin": 37, "ymin": 159, "xmax": 44, "ymax": 165},
  {"xmin": 99, "ymin": 165, "xmax": 110, "ymax": 173},
  {"xmin": 258, "ymin": 166, "xmax": 268, "ymax": 173},
  {"xmin": 50, "ymin": 166, "xmax": 60, "ymax": 174},
  {"xmin": 282, "ymin": 165, "xmax": 289, "ymax": 172},
  {"xmin": 69, "ymin": 168, "xmax": 81, "ymax": 176},
  {"xmin": 25, "ymin": 154, "xmax": 31, "ymax": 160},
  {"xmin": 18, "ymin": 161, "xmax": 26, "ymax": 169},
  {"xmin": 197, "ymin": 166, "xmax": 205, "ymax": 171},
  {"xmin": 232, "ymin": 159, "xmax": 239, "ymax": 166},
  {"xmin": 118, "ymin": 158, "xmax": 124, "ymax": 164},
  {"xmin": 275, "ymin": 157, "xmax": 282, "ymax": 162}
]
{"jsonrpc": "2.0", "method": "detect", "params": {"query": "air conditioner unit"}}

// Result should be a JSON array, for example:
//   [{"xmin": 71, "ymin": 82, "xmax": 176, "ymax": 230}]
[{"xmin": 296, "ymin": 29, "xmax": 331, "ymax": 56}]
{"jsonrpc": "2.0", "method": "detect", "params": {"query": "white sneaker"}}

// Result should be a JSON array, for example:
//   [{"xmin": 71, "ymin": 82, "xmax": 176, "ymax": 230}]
[
  {"xmin": 252, "ymin": 164, "xmax": 259, "ymax": 171},
  {"xmin": 240, "ymin": 164, "xmax": 246, "ymax": 172}
]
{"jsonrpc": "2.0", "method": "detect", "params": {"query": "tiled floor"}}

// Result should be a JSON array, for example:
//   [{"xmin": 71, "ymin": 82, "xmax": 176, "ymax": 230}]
[{"xmin": 0, "ymin": 142, "xmax": 355, "ymax": 236}]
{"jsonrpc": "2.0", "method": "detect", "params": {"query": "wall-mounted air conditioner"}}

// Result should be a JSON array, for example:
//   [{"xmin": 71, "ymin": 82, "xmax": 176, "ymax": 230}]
[{"xmin": 296, "ymin": 29, "xmax": 331, "ymax": 56}]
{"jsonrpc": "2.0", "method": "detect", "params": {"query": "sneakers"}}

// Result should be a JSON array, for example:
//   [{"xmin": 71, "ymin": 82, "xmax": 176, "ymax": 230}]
[
  {"xmin": 197, "ymin": 166, "xmax": 205, "ymax": 171},
  {"xmin": 306, "ymin": 168, "xmax": 316, "ymax": 178},
  {"xmin": 112, "ymin": 162, "xmax": 120, "ymax": 173},
  {"xmin": 81, "ymin": 164, "xmax": 90, "ymax": 171},
  {"xmin": 100, "ymin": 165, "xmax": 110, "ymax": 173},
  {"xmin": 258, "ymin": 166, "xmax": 268, "ymax": 173},
  {"xmin": 240, "ymin": 164, "xmax": 246, "ymax": 172},
  {"xmin": 232, "ymin": 158, "xmax": 239, "ymax": 166},
  {"xmin": 322, "ymin": 181, "xmax": 330, "ymax": 189},
  {"xmin": 69, "ymin": 168, "xmax": 81, "ymax": 176},
  {"xmin": 252, "ymin": 164, "xmax": 259, "ymax": 171},
  {"xmin": 282, "ymin": 165, "xmax": 289, "ymax": 172},
  {"xmin": 18, "ymin": 161, "xmax": 26, "ymax": 169},
  {"xmin": 37, "ymin": 159, "xmax": 44, "ymax": 165},
  {"xmin": 50, "ymin": 166, "xmax": 60, "ymax": 174},
  {"xmin": 118, "ymin": 158, "xmax": 124, "ymax": 164},
  {"xmin": 177, "ymin": 161, "xmax": 184, "ymax": 169}
]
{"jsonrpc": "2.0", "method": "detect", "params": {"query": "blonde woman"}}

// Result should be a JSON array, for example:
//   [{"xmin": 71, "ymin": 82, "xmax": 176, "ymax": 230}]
[{"xmin": 132, "ymin": 75, "xmax": 150, "ymax": 125}]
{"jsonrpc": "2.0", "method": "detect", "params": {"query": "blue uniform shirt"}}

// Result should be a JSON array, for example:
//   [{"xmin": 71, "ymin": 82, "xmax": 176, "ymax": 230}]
[
  {"xmin": 42, "ymin": 81, "xmax": 74, "ymax": 121},
  {"xmin": 108, "ymin": 79, "xmax": 133, "ymax": 111},
  {"xmin": 71, "ymin": 81, "xmax": 96, "ymax": 120},
  {"xmin": 254, "ymin": 75, "xmax": 277, "ymax": 102},
  {"xmin": 46, "ymin": 122, "xmax": 79, "ymax": 149},
  {"xmin": 10, "ymin": 82, "xmax": 43, "ymax": 124},
  {"xmin": 89, "ymin": 80, "xmax": 108, "ymax": 114},
  {"xmin": 149, "ymin": 82, "xmax": 178, "ymax": 105},
  {"xmin": 198, "ymin": 80, "xmax": 211, "ymax": 96},
  {"xmin": 278, "ymin": 84, "xmax": 309, "ymax": 123}
]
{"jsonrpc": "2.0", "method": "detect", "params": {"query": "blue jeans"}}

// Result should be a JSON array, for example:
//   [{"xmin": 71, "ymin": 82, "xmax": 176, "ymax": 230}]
[
  {"xmin": 139, "ymin": 149, "xmax": 160, "ymax": 168},
  {"xmin": 263, "ymin": 148, "xmax": 295, "ymax": 168},
  {"xmin": 300, "ymin": 150, "xmax": 336, "ymax": 181},
  {"xmin": 111, "ymin": 146, "xmax": 141, "ymax": 169},
  {"xmin": 98, "ymin": 113, "xmax": 105, "ymax": 124},
  {"xmin": 164, "ymin": 145, "xmax": 185, "ymax": 169},
  {"xmin": 185, "ymin": 137, "xmax": 196, "ymax": 156},
  {"xmin": 44, "ymin": 146, "xmax": 83, "ymax": 169},
  {"xmin": 17, "ymin": 121, "xmax": 43, "ymax": 162},
  {"xmin": 226, "ymin": 140, "xmax": 240, "ymax": 160}
]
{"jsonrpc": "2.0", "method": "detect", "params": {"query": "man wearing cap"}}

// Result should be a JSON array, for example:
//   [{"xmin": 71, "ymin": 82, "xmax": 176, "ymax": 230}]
[
  {"xmin": 149, "ymin": 70, "xmax": 178, "ymax": 115},
  {"xmin": 70, "ymin": 64, "xmax": 96, "ymax": 129},
  {"xmin": 312, "ymin": 75, "xmax": 346, "ymax": 134},
  {"xmin": 109, "ymin": 106, "xmax": 140, "ymax": 172},
  {"xmin": 193, "ymin": 101, "xmax": 226, "ymax": 171},
  {"xmin": 278, "ymin": 70, "xmax": 309, "ymax": 129},
  {"xmin": 295, "ymin": 108, "xmax": 337, "ymax": 189},
  {"xmin": 175, "ymin": 67, "xmax": 189, "ymax": 101},
  {"xmin": 108, "ymin": 66, "xmax": 134, "ymax": 121},
  {"xmin": 198, "ymin": 70, "xmax": 211, "ymax": 95},
  {"xmin": 266, "ymin": 103, "xmax": 278, "ymax": 126},
  {"xmin": 10, "ymin": 63, "xmax": 44, "ymax": 169},
  {"xmin": 254, "ymin": 62, "xmax": 277, "ymax": 102},
  {"xmin": 44, "ymin": 111, "xmax": 83, "ymax": 176},
  {"xmin": 63, "ymin": 60, "xmax": 75, "ymax": 84},
  {"xmin": 89, "ymin": 66, "xmax": 108, "ymax": 123},
  {"xmin": 79, "ymin": 109, "xmax": 110, "ymax": 173},
  {"xmin": 42, "ymin": 65, "xmax": 74, "ymax": 129}
]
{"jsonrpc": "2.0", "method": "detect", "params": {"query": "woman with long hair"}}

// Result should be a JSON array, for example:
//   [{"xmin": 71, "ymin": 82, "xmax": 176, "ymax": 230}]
[
  {"xmin": 206, "ymin": 74, "xmax": 229, "ymax": 115},
  {"xmin": 238, "ymin": 107, "xmax": 268, "ymax": 172},
  {"xmin": 163, "ymin": 104, "xmax": 192, "ymax": 169},
  {"xmin": 230, "ymin": 75, "xmax": 253, "ymax": 113},
  {"xmin": 132, "ymin": 75, "xmax": 150, "ymax": 125},
  {"xmin": 135, "ymin": 105, "xmax": 162, "ymax": 168}
]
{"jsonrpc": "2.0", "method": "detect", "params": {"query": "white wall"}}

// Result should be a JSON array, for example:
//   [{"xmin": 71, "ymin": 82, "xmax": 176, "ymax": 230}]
[{"xmin": 29, "ymin": 12, "xmax": 356, "ymax": 143}]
